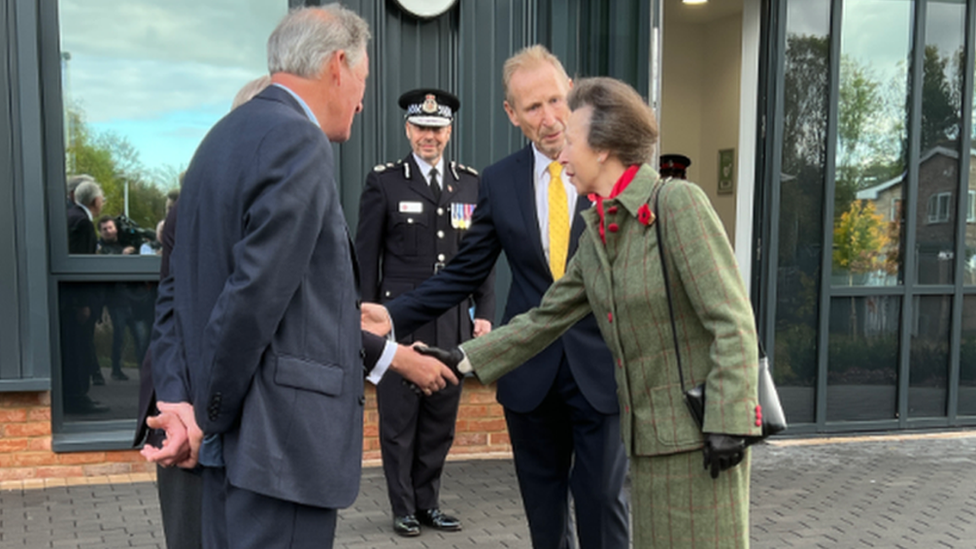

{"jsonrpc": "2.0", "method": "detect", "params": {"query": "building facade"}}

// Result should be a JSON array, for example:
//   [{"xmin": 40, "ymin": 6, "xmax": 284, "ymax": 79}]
[{"xmin": 0, "ymin": 0, "xmax": 974, "ymax": 480}]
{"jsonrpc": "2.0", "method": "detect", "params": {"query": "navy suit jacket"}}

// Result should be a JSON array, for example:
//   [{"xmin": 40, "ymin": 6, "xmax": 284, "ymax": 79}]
[
  {"xmin": 387, "ymin": 145, "xmax": 617, "ymax": 414},
  {"xmin": 150, "ymin": 86, "xmax": 383, "ymax": 509}
]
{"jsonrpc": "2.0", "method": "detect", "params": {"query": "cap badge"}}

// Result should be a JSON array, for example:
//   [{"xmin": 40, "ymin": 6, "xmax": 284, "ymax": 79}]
[{"xmin": 422, "ymin": 94, "xmax": 439, "ymax": 114}]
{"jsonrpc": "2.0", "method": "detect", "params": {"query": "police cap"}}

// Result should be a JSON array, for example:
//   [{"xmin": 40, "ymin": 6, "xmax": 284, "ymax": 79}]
[
  {"xmin": 398, "ymin": 88, "xmax": 460, "ymax": 128},
  {"xmin": 660, "ymin": 154, "xmax": 691, "ymax": 178}
]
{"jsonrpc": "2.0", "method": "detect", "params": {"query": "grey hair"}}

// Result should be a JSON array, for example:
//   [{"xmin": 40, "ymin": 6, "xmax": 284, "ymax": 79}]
[
  {"xmin": 567, "ymin": 77, "xmax": 658, "ymax": 166},
  {"xmin": 231, "ymin": 75, "xmax": 272, "ymax": 110},
  {"xmin": 67, "ymin": 174, "xmax": 95, "ymax": 197},
  {"xmin": 267, "ymin": 5, "xmax": 371, "ymax": 79},
  {"xmin": 502, "ymin": 45, "xmax": 570, "ymax": 105},
  {"xmin": 74, "ymin": 180, "xmax": 103, "ymax": 208}
]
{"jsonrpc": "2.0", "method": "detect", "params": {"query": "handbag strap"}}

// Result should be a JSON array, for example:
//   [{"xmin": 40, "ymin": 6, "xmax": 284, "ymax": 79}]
[
  {"xmin": 654, "ymin": 180, "xmax": 768, "ymax": 390},
  {"xmin": 653, "ymin": 178, "xmax": 689, "ymax": 391}
]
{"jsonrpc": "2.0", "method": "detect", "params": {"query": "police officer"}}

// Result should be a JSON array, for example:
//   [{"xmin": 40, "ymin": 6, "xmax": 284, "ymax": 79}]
[
  {"xmin": 660, "ymin": 153, "xmax": 692, "ymax": 180},
  {"xmin": 355, "ymin": 88, "xmax": 495, "ymax": 537}
]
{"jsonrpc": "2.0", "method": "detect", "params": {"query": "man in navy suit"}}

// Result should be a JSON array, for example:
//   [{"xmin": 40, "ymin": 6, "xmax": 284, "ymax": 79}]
[
  {"xmin": 141, "ymin": 7, "xmax": 457, "ymax": 549},
  {"xmin": 368, "ymin": 45, "xmax": 629, "ymax": 549}
]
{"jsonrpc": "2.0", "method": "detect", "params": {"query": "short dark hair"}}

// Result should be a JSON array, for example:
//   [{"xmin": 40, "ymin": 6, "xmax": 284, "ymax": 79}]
[
  {"xmin": 567, "ymin": 77, "xmax": 658, "ymax": 167},
  {"xmin": 97, "ymin": 215, "xmax": 116, "ymax": 230}
]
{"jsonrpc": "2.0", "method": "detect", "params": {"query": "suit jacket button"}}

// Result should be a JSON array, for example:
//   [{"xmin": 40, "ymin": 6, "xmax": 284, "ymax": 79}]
[
  {"xmin": 437, "ymin": 230, "xmax": 445, "ymax": 239},
  {"xmin": 356, "ymin": 299, "xmax": 362, "ymax": 310},
  {"xmin": 437, "ymin": 207, "xmax": 444, "ymax": 216},
  {"xmin": 359, "ymin": 395, "xmax": 366, "ymax": 406},
  {"xmin": 360, "ymin": 348, "xmax": 367, "ymax": 359},
  {"xmin": 608, "ymin": 223, "xmax": 619, "ymax": 233}
]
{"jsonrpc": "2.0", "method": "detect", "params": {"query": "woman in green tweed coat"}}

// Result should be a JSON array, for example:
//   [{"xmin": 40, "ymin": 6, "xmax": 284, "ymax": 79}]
[{"xmin": 422, "ymin": 77, "xmax": 762, "ymax": 548}]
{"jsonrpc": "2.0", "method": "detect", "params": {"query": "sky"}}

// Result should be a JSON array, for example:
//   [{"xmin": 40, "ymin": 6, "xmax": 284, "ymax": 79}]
[{"xmin": 59, "ymin": 0, "xmax": 287, "ymax": 179}]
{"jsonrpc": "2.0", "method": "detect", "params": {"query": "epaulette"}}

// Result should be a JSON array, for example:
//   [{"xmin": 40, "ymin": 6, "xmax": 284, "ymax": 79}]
[
  {"xmin": 373, "ymin": 162, "xmax": 396, "ymax": 173},
  {"xmin": 459, "ymin": 163, "xmax": 478, "ymax": 176}
]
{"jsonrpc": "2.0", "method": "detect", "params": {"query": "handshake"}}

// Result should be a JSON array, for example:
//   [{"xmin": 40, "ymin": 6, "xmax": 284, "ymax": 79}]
[{"xmin": 361, "ymin": 303, "xmax": 471, "ymax": 397}]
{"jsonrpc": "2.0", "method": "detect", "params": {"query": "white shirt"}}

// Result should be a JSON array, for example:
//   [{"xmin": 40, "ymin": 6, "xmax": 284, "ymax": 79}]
[
  {"xmin": 532, "ymin": 145, "xmax": 578, "ymax": 264},
  {"xmin": 412, "ymin": 154, "xmax": 445, "ymax": 189}
]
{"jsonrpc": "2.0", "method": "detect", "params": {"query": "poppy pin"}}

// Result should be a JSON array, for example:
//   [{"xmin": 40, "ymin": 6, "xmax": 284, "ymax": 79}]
[{"xmin": 637, "ymin": 204, "xmax": 654, "ymax": 226}]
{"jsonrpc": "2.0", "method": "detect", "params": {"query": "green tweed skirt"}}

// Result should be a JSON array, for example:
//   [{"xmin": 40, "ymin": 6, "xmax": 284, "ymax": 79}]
[{"xmin": 630, "ymin": 449, "xmax": 750, "ymax": 548}]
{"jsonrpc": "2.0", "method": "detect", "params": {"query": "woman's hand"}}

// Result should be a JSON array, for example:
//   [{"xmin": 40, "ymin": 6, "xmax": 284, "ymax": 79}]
[{"xmin": 702, "ymin": 433, "xmax": 746, "ymax": 479}]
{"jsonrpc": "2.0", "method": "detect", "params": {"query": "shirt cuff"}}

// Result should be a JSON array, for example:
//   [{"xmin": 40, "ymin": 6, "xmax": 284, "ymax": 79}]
[
  {"xmin": 366, "ymin": 340, "xmax": 398, "ymax": 385},
  {"xmin": 457, "ymin": 348, "xmax": 473, "ymax": 374}
]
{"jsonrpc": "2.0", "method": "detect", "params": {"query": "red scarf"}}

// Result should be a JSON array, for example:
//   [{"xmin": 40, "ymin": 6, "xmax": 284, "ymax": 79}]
[{"xmin": 590, "ymin": 165, "xmax": 640, "ymax": 243}]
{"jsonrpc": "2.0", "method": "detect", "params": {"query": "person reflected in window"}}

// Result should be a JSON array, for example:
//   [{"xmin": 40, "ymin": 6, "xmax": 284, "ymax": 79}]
[
  {"xmin": 97, "ymin": 216, "xmax": 137, "ymax": 255},
  {"xmin": 62, "ymin": 177, "xmax": 109, "ymax": 413}
]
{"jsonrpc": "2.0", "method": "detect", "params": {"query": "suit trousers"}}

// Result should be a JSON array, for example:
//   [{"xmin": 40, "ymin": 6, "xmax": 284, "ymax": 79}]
[
  {"xmin": 156, "ymin": 464, "xmax": 203, "ymax": 549},
  {"xmin": 503, "ymin": 357, "xmax": 630, "ymax": 549},
  {"xmin": 377, "ymin": 369, "xmax": 462, "ymax": 516},
  {"xmin": 630, "ymin": 450, "xmax": 750, "ymax": 548},
  {"xmin": 201, "ymin": 467, "xmax": 337, "ymax": 549}
]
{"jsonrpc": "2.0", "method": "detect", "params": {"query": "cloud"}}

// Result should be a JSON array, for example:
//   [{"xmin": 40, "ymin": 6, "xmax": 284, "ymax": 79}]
[{"xmin": 58, "ymin": 0, "xmax": 286, "ymax": 171}]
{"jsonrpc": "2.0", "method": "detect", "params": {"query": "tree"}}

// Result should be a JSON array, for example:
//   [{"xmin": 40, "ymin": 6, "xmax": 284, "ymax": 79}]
[{"xmin": 65, "ymin": 105, "xmax": 168, "ymax": 234}]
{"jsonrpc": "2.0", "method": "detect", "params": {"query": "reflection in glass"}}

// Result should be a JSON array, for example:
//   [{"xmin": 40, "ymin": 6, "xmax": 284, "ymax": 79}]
[
  {"xmin": 832, "ymin": 1, "xmax": 912, "ymax": 287},
  {"xmin": 827, "ymin": 296, "xmax": 901, "ymax": 421},
  {"xmin": 59, "ymin": 282, "xmax": 157, "ymax": 421},
  {"xmin": 960, "ymin": 296, "xmax": 976, "ymax": 415},
  {"xmin": 916, "ymin": 1, "xmax": 965, "ymax": 285},
  {"xmin": 59, "ymin": 0, "xmax": 285, "ymax": 255},
  {"xmin": 774, "ymin": 0, "xmax": 831, "ymax": 425},
  {"xmin": 908, "ymin": 296, "xmax": 951, "ymax": 417}
]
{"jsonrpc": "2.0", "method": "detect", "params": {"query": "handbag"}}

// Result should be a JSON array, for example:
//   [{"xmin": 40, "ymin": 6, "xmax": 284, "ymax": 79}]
[{"xmin": 653, "ymin": 180, "xmax": 786, "ymax": 445}]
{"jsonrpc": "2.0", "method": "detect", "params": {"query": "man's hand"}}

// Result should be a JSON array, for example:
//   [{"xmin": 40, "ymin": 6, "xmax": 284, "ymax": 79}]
[
  {"xmin": 391, "ymin": 344, "xmax": 458, "ymax": 395},
  {"xmin": 702, "ymin": 433, "xmax": 746, "ymax": 479},
  {"xmin": 141, "ymin": 401, "xmax": 203, "ymax": 469},
  {"xmin": 141, "ymin": 410, "xmax": 189, "ymax": 466},
  {"xmin": 473, "ymin": 319, "xmax": 492, "ymax": 338},
  {"xmin": 361, "ymin": 302, "xmax": 391, "ymax": 337}
]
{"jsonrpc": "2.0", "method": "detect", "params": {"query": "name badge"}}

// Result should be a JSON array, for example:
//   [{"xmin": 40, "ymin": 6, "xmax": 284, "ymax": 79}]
[{"xmin": 399, "ymin": 201, "xmax": 423, "ymax": 214}]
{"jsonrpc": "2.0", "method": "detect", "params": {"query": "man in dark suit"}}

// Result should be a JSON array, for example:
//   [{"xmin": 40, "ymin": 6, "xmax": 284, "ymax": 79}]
[
  {"xmin": 140, "ymin": 7, "xmax": 457, "ymax": 549},
  {"xmin": 366, "ymin": 45, "xmax": 629, "ymax": 549},
  {"xmin": 62, "ymin": 178, "xmax": 108, "ymax": 414},
  {"xmin": 356, "ymin": 88, "xmax": 495, "ymax": 537}
]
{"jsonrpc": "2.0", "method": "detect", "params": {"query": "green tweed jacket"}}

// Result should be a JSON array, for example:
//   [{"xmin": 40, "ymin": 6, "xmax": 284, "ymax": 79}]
[{"xmin": 462, "ymin": 164, "xmax": 761, "ymax": 457}]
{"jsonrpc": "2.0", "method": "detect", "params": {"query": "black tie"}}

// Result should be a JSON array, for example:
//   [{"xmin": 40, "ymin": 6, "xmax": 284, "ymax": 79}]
[{"xmin": 429, "ymin": 168, "xmax": 441, "ymax": 202}]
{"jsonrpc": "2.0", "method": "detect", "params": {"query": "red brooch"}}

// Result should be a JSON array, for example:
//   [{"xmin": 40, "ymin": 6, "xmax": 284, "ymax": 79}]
[{"xmin": 637, "ymin": 204, "xmax": 653, "ymax": 226}]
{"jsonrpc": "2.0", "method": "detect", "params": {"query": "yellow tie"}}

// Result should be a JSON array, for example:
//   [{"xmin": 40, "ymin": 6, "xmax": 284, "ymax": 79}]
[{"xmin": 547, "ymin": 162, "xmax": 569, "ymax": 280}]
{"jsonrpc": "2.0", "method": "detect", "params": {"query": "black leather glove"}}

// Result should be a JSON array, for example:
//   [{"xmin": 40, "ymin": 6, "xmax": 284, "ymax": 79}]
[
  {"xmin": 702, "ymin": 433, "xmax": 746, "ymax": 479},
  {"xmin": 414, "ymin": 344, "xmax": 464, "ymax": 378}
]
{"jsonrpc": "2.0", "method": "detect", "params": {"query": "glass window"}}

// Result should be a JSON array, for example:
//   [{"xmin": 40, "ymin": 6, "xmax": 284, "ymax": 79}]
[
  {"xmin": 826, "ymin": 296, "xmax": 901, "ymax": 422},
  {"xmin": 58, "ymin": 0, "xmax": 285, "ymax": 256},
  {"xmin": 960, "ymin": 295, "xmax": 976, "ymax": 416},
  {"xmin": 59, "ymin": 282, "xmax": 156, "ymax": 419},
  {"xmin": 774, "ymin": 0, "xmax": 831, "ymax": 425},
  {"xmin": 926, "ymin": 192, "xmax": 952, "ymax": 224},
  {"xmin": 831, "ymin": 0, "xmax": 912, "ymax": 287},
  {"xmin": 908, "ymin": 295, "xmax": 951, "ymax": 418},
  {"xmin": 55, "ymin": 0, "xmax": 287, "ymax": 425}
]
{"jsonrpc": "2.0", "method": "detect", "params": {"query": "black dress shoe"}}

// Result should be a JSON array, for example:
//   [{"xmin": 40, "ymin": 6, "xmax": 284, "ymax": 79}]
[
  {"xmin": 91, "ymin": 371, "xmax": 106, "ymax": 386},
  {"xmin": 111, "ymin": 370, "xmax": 129, "ymax": 381},
  {"xmin": 418, "ymin": 508, "xmax": 461, "ymax": 532},
  {"xmin": 393, "ymin": 515, "xmax": 420, "ymax": 537}
]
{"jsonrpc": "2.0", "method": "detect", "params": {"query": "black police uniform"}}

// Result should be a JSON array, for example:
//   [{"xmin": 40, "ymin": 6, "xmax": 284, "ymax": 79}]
[{"xmin": 355, "ymin": 152, "xmax": 495, "ymax": 521}]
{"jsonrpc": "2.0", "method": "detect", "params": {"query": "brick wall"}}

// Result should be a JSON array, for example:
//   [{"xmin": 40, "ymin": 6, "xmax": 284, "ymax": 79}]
[{"xmin": 0, "ymin": 380, "xmax": 510, "ymax": 480}]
